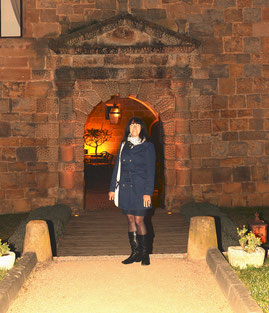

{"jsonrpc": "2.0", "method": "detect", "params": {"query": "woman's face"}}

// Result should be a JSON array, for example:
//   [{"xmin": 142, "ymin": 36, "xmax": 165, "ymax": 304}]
[{"xmin": 129, "ymin": 122, "xmax": 141, "ymax": 138}]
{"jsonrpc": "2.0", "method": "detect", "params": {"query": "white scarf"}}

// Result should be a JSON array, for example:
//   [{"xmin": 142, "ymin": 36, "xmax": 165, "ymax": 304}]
[{"xmin": 127, "ymin": 135, "xmax": 145, "ymax": 146}]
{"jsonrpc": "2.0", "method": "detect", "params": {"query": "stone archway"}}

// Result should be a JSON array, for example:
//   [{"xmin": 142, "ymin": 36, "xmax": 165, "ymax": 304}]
[
  {"xmin": 57, "ymin": 79, "xmax": 184, "ymax": 211},
  {"xmin": 52, "ymin": 13, "xmax": 199, "ymax": 211}
]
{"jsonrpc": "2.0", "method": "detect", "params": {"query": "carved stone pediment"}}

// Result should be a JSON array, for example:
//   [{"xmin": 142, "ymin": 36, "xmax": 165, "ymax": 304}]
[{"xmin": 49, "ymin": 13, "xmax": 200, "ymax": 55}]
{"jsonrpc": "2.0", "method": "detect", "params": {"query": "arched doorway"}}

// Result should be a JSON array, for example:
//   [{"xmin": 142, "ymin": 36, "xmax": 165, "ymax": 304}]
[{"xmin": 83, "ymin": 95, "xmax": 161, "ymax": 211}]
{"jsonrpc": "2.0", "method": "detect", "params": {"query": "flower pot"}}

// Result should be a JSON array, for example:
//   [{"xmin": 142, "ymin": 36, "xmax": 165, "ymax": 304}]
[
  {"xmin": 228, "ymin": 246, "xmax": 265, "ymax": 269},
  {"xmin": 0, "ymin": 251, "xmax": 16, "ymax": 270}
]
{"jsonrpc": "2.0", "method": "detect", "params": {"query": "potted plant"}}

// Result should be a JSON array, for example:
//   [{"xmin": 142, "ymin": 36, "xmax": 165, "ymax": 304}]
[
  {"xmin": 0, "ymin": 239, "xmax": 16, "ymax": 270},
  {"xmin": 227, "ymin": 226, "xmax": 265, "ymax": 269}
]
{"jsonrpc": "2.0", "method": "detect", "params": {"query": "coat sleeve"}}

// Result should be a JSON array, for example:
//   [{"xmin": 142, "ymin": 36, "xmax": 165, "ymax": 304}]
[
  {"xmin": 109, "ymin": 144, "xmax": 121, "ymax": 192},
  {"xmin": 144, "ymin": 142, "xmax": 156, "ymax": 196}
]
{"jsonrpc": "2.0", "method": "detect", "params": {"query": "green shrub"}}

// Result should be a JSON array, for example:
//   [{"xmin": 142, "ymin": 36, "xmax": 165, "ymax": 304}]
[
  {"xmin": 8, "ymin": 204, "xmax": 71, "ymax": 255},
  {"xmin": 180, "ymin": 202, "xmax": 238, "ymax": 251}
]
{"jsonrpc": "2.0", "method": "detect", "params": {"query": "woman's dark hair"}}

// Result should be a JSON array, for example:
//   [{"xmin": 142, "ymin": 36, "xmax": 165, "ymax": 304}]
[{"xmin": 123, "ymin": 117, "xmax": 150, "ymax": 142}]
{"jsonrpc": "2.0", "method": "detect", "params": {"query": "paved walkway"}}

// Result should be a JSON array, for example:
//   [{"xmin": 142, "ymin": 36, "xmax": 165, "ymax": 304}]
[{"xmin": 7, "ymin": 256, "xmax": 233, "ymax": 313}]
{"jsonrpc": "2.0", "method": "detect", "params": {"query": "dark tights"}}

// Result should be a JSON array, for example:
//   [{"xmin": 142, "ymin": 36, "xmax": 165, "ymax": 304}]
[{"xmin": 126, "ymin": 214, "xmax": 146, "ymax": 235}]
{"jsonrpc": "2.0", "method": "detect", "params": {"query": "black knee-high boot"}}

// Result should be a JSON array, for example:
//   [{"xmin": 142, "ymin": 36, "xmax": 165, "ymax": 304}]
[
  {"xmin": 138, "ymin": 234, "xmax": 150, "ymax": 266},
  {"xmin": 122, "ymin": 232, "xmax": 141, "ymax": 264}
]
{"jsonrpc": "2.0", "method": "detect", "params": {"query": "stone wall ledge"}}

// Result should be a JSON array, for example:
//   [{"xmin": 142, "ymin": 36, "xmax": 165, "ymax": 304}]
[
  {"xmin": 0, "ymin": 252, "xmax": 37, "ymax": 313},
  {"xmin": 206, "ymin": 248, "xmax": 263, "ymax": 313}
]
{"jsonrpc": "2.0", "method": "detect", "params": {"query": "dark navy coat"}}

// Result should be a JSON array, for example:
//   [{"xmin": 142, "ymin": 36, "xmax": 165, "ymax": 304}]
[{"xmin": 110, "ymin": 141, "xmax": 156, "ymax": 210}]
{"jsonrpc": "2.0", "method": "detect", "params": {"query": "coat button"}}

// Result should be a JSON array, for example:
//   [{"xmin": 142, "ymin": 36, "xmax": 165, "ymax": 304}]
[
  {"xmin": 123, "ymin": 184, "xmax": 125, "ymax": 187},
  {"xmin": 129, "ymin": 159, "xmax": 132, "ymax": 162},
  {"xmin": 130, "ymin": 184, "xmax": 133, "ymax": 188},
  {"xmin": 123, "ymin": 159, "xmax": 125, "ymax": 162}
]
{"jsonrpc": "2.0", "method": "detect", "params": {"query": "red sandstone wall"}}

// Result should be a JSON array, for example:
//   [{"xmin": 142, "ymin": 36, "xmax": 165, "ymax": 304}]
[{"xmin": 0, "ymin": 0, "xmax": 268, "ymax": 213}]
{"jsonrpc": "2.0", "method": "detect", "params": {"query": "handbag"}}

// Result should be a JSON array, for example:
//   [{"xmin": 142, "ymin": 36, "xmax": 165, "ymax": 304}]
[{"xmin": 114, "ymin": 142, "xmax": 125, "ymax": 207}]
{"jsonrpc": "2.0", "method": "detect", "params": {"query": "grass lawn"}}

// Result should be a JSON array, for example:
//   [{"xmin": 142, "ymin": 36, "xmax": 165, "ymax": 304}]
[{"xmin": 233, "ymin": 258, "xmax": 269, "ymax": 313}]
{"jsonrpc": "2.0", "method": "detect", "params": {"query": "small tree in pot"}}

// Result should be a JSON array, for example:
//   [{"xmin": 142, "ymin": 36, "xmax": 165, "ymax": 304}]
[
  {"xmin": 84, "ymin": 127, "xmax": 112, "ymax": 156},
  {"xmin": 228, "ymin": 226, "xmax": 265, "ymax": 269}
]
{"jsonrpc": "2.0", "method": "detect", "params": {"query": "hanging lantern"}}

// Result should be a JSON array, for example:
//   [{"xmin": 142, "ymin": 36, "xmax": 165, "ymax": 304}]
[
  {"xmin": 107, "ymin": 95, "xmax": 121, "ymax": 125},
  {"xmin": 109, "ymin": 105, "xmax": 121, "ymax": 124}
]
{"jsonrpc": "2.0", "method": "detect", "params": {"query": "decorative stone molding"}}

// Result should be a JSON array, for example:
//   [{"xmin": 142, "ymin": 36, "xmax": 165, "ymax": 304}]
[{"xmin": 49, "ymin": 13, "xmax": 200, "ymax": 55}]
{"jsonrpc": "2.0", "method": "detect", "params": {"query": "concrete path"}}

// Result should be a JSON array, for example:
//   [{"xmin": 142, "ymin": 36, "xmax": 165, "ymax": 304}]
[{"xmin": 7, "ymin": 255, "xmax": 233, "ymax": 313}]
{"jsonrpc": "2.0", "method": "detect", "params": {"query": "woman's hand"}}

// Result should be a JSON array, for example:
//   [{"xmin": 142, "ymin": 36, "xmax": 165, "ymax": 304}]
[
  {"xmin": 108, "ymin": 191, "xmax": 115, "ymax": 201},
  {"xmin": 143, "ymin": 195, "xmax": 151, "ymax": 208}
]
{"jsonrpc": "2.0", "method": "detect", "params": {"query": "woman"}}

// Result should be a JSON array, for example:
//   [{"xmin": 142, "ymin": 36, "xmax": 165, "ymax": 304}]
[{"xmin": 108, "ymin": 117, "xmax": 156, "ymax": 266}]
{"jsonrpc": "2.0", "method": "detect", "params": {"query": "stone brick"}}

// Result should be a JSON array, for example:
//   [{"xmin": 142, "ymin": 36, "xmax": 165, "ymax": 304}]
[
  {"xmin": 189, "ymin": 22, "xmax": 214, "ymax": 37},
  {"xmin": 254, "ymin": 182, "xmax": 269, "ymax": 193},
  {"xmin": 191, "ymin": 144, "xmax": 211, "ymax": 158},
  {"xmin": 95, "ymin": 0, "xmax": 116, "ymax": 9},
  {"xmin": 5, "ymin": 189, "xmax": 24, "ymax": 199},
  {"xmin": 36, "ymin": 123, "xmax": 59, "ymax": 138},
  {"xmin": 253, "ymin": 22, "xmax": 269, "ymax": 36},
  {"xmin": 219, "ymin": 78, "xmax": 235, "ymax": 95},
  {"xmin": 176, "ymin": 144, "xmax": 190, "ymax": 159},
  {"xmin": 236, "ymin": 78, "xmax": 253, "ymax": 94},
  {"xmin": 16, "ymin": 147, "xmax": 37, "ymax": 162},
  {"xmin": 215, "ymin": 22, "xmax": 232, "ymax": 37},
  {"xmin": 239, "ymin": 131, "xmax": 266, "ymax": 140},
  {"xmin": 201, "ymin": 159, "xmax": 220, "ymax": 168},
  {"xmin": 8, "ymin": 162, "xmax": 27, "ymax": 172},
  {"xmin": 223, "ymin": 183, "xmax": 242, "ymax": 193},
  {"xmin": 40, "ymin": 9, "xmax": 58, "ymax": 22},
  {"xmin": 211, "ymin": 141, "xmax": 228, "ymax": 157},
  {"xmin": 1, "ymin": 147, "xmax": 15, "ymax": 161},
  {"xmin": 225, "ymin": 9, "xmax": 243, "ymax": 22},
  {"xmin": 246, "ymin": 94, "xmax": 261, "ymax": 108},
  {"xmin": 175, "ymin": 120, "xmax": 189, "ymax": 134},
  {"xmin": 233, "ymin": 166, "xmax": 251, "ymax": 182},
  {"xmin": 233, "ymin": 23, "xmax": 252, "ymax": 36},
  {"xmin": 212, "ymin": 95, "xmax": 228, "ymax": 110},
  {"xmin": 228, "ymin": 142, "xmax": 248, "ymax": 156},
  {"xmin": 238, "ymin": 109, "xmax": 253, "ymax": 117},
  {"xmin": 237, "ymin": 0, "xmax": 252, "ymax": 8},
  {"xmin": 221, "ymin": 110, "xmax": 237, "ymax": 118},
  {"xmin": 26, "ymin": 82, "xmax": 53, "ymax": 98},
  {"xmin": 0, "ymin": 121, "xmax": 11, "ymax": 137},
  {"xmin": 32, "ymin": 23, "xmax": 60, "ymax": 38},
  {"xmin": 221, "ymin": 157, "xmax": 242, "ymax": 166},
  {"xmin": 242, "ymin": 182, "xmax": 256, "ymax": 192},
  {"xmin": 0, "ymin": 98, "xmax": 10, "ymax": 113},
  {"xmin": 262, "ymin": 8, "xmax": 269, "ymax": 21},
  {"xmin": 11, "ymin": 199, "xmax": 31, "ymax": 213},
  {"xmin": 214, "ymin": 0, "xmax": 236, "ymax": 7},
  {"xmin": 165, "ymin": 169, "xmax": 176, "ymax": 186},
  {"xmin": 253, "ymin": 77, "xmax": 269, "ymax": 92},
  {"xmin": 201, "ymin": 38, "xmax": 223, "ymax": 54},
  {"xmin": 176, "ymin": 169, "xmax": 190, "ymax": 186},
  {"xmin": 0, "ymin": 69, "xmax": 31, "ymax": 81},
  {"xmin": 164, "ymin": 144, "xmax": 176, "ymax": 160},
  {"xmin": 12, "ymin": 123, "xmax": 35, "ymax": 137},
  {"xmin": 249, "ymin": 118, "xmax": 264, "ymax": 130},
  {"xmin": 229, "ymin": 95, "xmax": 246, "ymax": 108},
  {"xmin": 222, "ymin": 132, "xmax": 238, "ymax": 142},
  {"xmin": 247, "ymin": 193, "xmax": 263, "ymax": 206},
  {"xmin": 263, "ymin": 65, "xmax": 269, "ymax": 78},
  {"xmin": 251, "ymin": 166, "xmax": 268, "ymax": 181},
  {"xmin": 244, "ymin": 64, "xmax": 262, "ymax": 77},
  {"xmin": 190, "ymin": 120, "xmax": 211, "ymax": 134},
  {"xmin": 11, "ymin": 98, "xmax": 36, "ymax": 113},
  {"xmin": 59, "ymin": 122, "xmax": 75, "ymax": 138},
  {"xmin": 244, "ymin": 37, "xmax": 261, "ymax": 54},
  {"xmin": 212, "ymin": 168, "xmax": 232, "ymax": 183},
  {"xmin": 0, "ymin": 173, "xmax": 18, "ymax": 189},
  {"xmin": 212, "ymin": 118, "xmax": 229, "ymax": 132},
  {"xmin": 236, "ymin": 54, "xmax": 250, "ymax": 64},
  {"xmin": 224, "ymin": 37, "xmax": 243, "ymax": 53},
  {"xmin": 229, "ymin": 64, "xmax": 244, "ymax": 78},
  {"xmin": 147, "ymin": 8, "xmax": 166, "ymax": 20},
  {"xmin": 244, "ymin": 8, "xmax": 261, "ymax": 22},
  {"xmin": 36, "ymin": 173, "xmax": 58, "ymax": 188},
  {"xmin": 209, "ymin": 65, "xmax": 229, "ymax": 78},
  {"xmin": 230, "ymin": 119, "xmax": 248, "ymax": 131},
  {"xmin": 192, "ymin": 168, "xmax": 212, "ymax": 184}
]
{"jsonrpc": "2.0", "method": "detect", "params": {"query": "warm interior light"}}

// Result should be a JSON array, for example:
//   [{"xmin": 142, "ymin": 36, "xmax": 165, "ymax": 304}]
[{"xmin": 168, "ymin": 211, "xmax": 172, "ymax": 215}]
